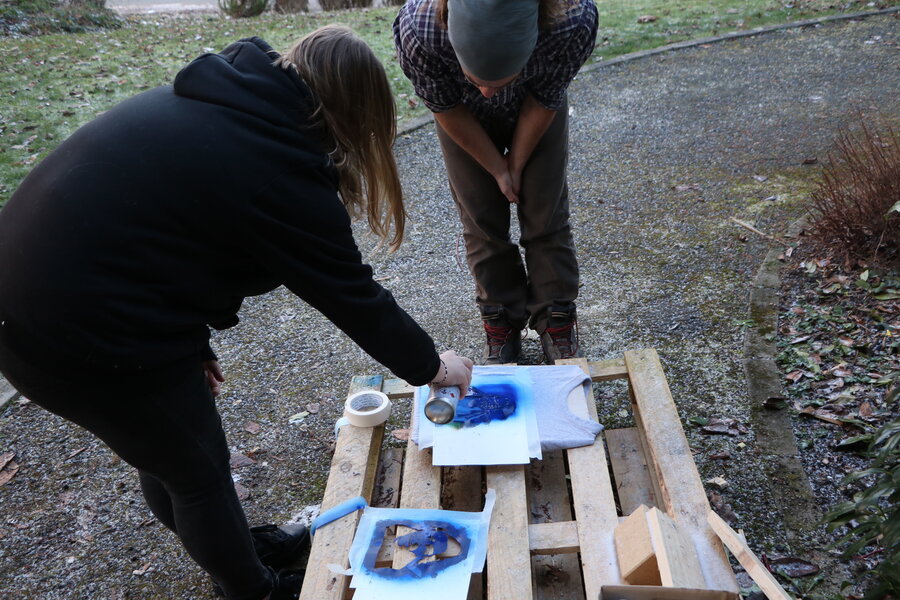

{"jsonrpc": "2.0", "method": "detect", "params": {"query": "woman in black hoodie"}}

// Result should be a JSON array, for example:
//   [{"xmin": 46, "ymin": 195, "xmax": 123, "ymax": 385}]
[{"xmin": 0, "ymin": 25, "xmax": 472, "ymax": 600}]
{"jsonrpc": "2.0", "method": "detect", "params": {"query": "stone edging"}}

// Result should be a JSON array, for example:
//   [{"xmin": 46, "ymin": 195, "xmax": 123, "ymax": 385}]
[
  {"xmin": 743, "ymin": 217, "xmax": 824, "ymax": 534},
  {"xmin": 395, "ymin": 6, "xmax": 900, "ymax": 137}
]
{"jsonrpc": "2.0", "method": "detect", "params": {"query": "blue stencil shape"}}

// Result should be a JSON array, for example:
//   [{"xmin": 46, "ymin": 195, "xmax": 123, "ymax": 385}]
[
  {"xmin": 363, "ymin": 520, "xmax": 469, "ymax": 579},
  {"xmin": 452, "ymin": 383, "xmax": 518, "ymax": 427}
]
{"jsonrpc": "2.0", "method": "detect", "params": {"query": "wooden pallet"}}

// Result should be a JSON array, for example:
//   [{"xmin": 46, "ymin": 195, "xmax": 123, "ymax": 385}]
[{"xmin": 299, "ymin": 349, "xmax": 740, "ymax": 600}]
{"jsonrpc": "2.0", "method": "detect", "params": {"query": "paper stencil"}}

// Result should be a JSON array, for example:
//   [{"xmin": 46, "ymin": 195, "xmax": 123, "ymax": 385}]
[
  {"xmin": 416, "ymin": 367, "xmax": 542, "ymax": 466},
  {"xmin": 346, "ymin": 490, "xmax": 496, "ymax": 600}
]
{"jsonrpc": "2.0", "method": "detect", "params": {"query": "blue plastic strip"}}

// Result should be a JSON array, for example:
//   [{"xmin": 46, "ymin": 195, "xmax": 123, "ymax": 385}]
[{"xmin": 310, "ymin": 496, "xmax": 368, "ymax": 537}]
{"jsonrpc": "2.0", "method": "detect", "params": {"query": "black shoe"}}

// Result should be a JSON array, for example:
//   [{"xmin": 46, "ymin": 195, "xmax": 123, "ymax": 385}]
[
  {"xmin": 249, "ymin": 523, "xmax": 310, "ymax": 570},
  {"xmin": 481, "ymin": 306, "xmax": 522, "ymax": 365},
  {"xmin": 269, "ymin": 568, "xmax": 305, "ymax": 600},
  {"xmin": 539, "ymin": 304, "xmax": 581, "ymax": 363},
  {"xmin": 211, "ymin": 524, "xmax": 310, "ymax": 597}
]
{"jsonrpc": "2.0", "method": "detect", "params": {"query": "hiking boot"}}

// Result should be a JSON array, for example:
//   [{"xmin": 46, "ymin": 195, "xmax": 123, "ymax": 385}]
[
  {"xmin": 250, "ymin": 523, "xmax": 310, "ymax": 570},
  {"xmin": 481, "ymin": 306, "xmax": 522, "ymax": 365},
  {"xmin": 539, "ymin": 305, "xmax": 581, "ymax": 363},
  {"xmin": 212, "ymin": 524, "xmax": 310, "ymax": 597},
  {"xmin": 269, "ymin": 568, "xmax": 305, "ymax": 600}
]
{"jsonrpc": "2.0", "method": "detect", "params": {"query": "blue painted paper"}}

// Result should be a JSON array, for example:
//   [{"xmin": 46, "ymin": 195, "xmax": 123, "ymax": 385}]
[{"xmin": 345, "ymin": 489, "xmax": 496, "ymax": 600}]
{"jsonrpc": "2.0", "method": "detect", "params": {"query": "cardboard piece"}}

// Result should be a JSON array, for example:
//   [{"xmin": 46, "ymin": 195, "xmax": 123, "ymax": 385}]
[{"xmin": 601, "ymin": 585, "xmax": 740, "ymax": 600}]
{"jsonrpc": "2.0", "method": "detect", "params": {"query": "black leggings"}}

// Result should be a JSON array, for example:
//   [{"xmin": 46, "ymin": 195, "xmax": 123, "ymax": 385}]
[{"xmin": 0, "ymin": 336, "xmax": 273, "ymax": 600}]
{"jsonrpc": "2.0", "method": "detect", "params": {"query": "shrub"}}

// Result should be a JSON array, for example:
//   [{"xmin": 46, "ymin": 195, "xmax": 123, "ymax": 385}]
[
  {"xmin": 807, "ymin": 120, "xmax": 900, "ymax": 269},
  {"xmin": 218, "ymin": 0, "xmax": 267, "ymax": 18},
  {"xmin": 0, "ymin": 0, "xmax": 122, "ymax": 36},
  {"xmin": 825, "ymin": 414, "xmax": 900, "ymax": 600}
]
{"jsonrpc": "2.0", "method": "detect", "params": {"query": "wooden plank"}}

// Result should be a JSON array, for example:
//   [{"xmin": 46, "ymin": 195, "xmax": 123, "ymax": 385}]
[
  {"xmin": 441, "ymin": 465, "xmax": 485, "ymax": 600},
  {"xmin": 392, "ymin": 437, "xmax": 442, "ymax": 570},
  {"xmin": 381, "ymin": 378, "xmax": 416, "ymax": 399},
  {"xmin": 589, "ymin": 358, "xmax": 629, "ymax": 381},
  {"xmin": 707, "ymin": 511, "xmax": 792, "ymax": 600},
  {"xmin": 556, "ymin": 358, "xmax": 623, "ymax": 596},
  {"xmin": 606, "ymin": 428, "xmax": 659, "ymax": 514},
  {"xmin": 646, "ymin": 507, "xmax": 706, "ymax": 588},
  {"xmin": 614, "ymin": 505, "xmax": 660, "ymax": 586},
  {"xmin": 486, "ymin": 465, "xmax": 534, "ymax": 599},
  {"xmin": 528, "ymin": 452, "xmax": 585, "ymax": 600},
  {"xmin": 624, "ymin": 349, "xmax": 738, "ymax": 593},
  {"xmin": 371, "ymin": 447, "xmax": 404, "ymax": 508},
  {"xmin": 300, "ymin": 375, "xmax": 385, "ymax": 600},
  {"xmin": 528, "ymin": 520, "xmax": 580, "ymax": 555}
]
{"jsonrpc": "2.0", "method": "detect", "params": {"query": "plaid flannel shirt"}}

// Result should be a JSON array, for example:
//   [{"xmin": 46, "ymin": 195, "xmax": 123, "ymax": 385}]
[{"xmin": 393, "ymin": 0, "xmax": 598, "ymax": 126}]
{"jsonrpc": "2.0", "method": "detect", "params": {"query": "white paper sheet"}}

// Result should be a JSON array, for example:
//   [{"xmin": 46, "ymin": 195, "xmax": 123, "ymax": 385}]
[{"xmin": 416, "ymin": 366, "xmax": 542, "ymax": 466}]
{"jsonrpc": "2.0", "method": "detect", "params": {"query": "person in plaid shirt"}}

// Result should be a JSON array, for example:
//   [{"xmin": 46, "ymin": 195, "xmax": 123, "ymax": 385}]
[{"xmin": 394, "ymin": 0, "xmax": 598, "ymax": 365}]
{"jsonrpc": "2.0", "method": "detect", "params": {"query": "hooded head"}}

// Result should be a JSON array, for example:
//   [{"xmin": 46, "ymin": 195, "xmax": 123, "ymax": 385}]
[{"xmin": 447, "ymin": 0, "xmax": 540, "ymax": 81}]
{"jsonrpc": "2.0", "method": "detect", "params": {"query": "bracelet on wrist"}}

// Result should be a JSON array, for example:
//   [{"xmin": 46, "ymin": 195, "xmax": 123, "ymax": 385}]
[{"xmin": 432, "ymin": 359, "xmax": 448, "ymax": 386}]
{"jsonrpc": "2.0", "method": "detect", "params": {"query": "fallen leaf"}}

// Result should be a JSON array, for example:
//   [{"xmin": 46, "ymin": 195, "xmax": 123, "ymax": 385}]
[
  {"xmin": 637, "ymin": 14, "xmax": 658, "ymax": 23},
  {"xmin": 799, "ymin": 406, "xmax": 843, "ymax": 426},
  {"xmin": 701, "ymin": 418, "xmax": 744, "ymax": 436},
  {"xmin": 785, "ymin": 370, "xmax": 805, "ymax": 382},
  {"xmin": 306, "ymin": 403, "xmax": 320, "ymax": 414},
  {"xmin": 244, "ymin": 421, "xmax": 260, "ymax": 435},
  {"xmin": 769, "ymin": 556, "xmax": 820, "ymax": 577},
  {"xmin": 859, "ymin": 401, "xmax": 873, "ymax": 419},
  {"xmin": 0, "ymin": 461, "xmax": 19, "ymax": 486},
  {"xmin": 391, "ymin": 429, "xmax": 410, "ymax": 441},
  {"xmin": 752, "ymin": 175, "xmax": 768, "ymax": 182},
  {"xmin": 706, "ymin": 476, "xmax": 728, "ymax": 490},
  {"xmin": 802, "ymin": 157, "xmax": 818, "ymax": 165},
  {"xmin": 229, "ymin": 453, "xmax": 256, "ymax": 469},
  {"xmin": 234, "ymin": 482, "xmax": 250, "ymax": 501},
  {"xmin": 0, "ymin": 452, "xmax": 14, "ymax": 471},
  {"xmin": 132, "ymin": 562, "xmax": 153, "ymax": 576}
]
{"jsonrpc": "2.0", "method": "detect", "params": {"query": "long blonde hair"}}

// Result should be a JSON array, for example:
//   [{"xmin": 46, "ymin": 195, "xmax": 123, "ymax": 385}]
[{"xmin": 278, "ymin": 25, "xmax": 405, "ymax": 251}]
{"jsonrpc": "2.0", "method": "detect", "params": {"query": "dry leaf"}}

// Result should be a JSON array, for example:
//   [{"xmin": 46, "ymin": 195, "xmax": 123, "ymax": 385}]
[
  {"xmin": 0, "ymin": 461, "xmax": 19, "ymax": 486},
  {"xmin": 637, "ymin": 14, "xmax": 658, "ymax": 23},
  {"xmin": 229, "ymin": 453, "xmax": 256, "ymax": 469},
  {"xmin": 391, "ymin": 428, "xmax": 410, "ymax": 441},
  {"xmin": 132, "ymin": 562, "xmax": 153, "ymax": 576},
  {"xmin": 234, "ymin": 482, "xmax": 250, "ymax": 501},
  {"xmin": 244, "ymin": 421, "xmax": 260, "ymax": 435},
  {"xmin": 0, "ymin": 452, "xmax": 14, "ymax": 471},
  {"xmin": 306, "ymin": 403, "xmax": 320, "ymax": 414}
]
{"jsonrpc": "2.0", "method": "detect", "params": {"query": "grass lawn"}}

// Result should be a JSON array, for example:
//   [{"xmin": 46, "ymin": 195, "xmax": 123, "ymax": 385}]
[{"xmin": 1, "ymin": 0, "xmax": 897, "ymax": 206}]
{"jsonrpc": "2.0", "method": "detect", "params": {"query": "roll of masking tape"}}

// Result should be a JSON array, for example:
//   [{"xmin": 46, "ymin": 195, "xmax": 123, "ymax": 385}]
[{"xmin": 343, "ymin": 390, "xmax": 392, "ymax": 428}]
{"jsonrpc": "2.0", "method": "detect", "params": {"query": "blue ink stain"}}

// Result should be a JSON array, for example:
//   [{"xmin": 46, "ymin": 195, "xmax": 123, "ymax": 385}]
[
  {"xmin": 364, "ymin": 519, "xmax": 470, "ymax": 579},
  {"xmin": 452, "ymin": 383, "xmax": 518, "ymax": 427}
]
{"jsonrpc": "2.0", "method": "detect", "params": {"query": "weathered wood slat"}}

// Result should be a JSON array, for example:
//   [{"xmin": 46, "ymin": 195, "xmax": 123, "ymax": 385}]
[
  {"xmin": 486, "ymin": 465, "xmax": 534, "ymax": 599},
  {"xmin": 371, "ymin": 447, "xmax": 404, "ymax": 509},
  {"xmin": 605, "ymin": 428, "xmax": 659, "ymax": 514},
  {"xmin": 557, "ymin": 357, "xmax": 623, "ymax": 596},
  {"xmin": 528, "ymin": 452, "xmax": 585, "ymax": 600},
  {"xmin": 441, "ymin": 465, "xmax": 485, "ymax": 600},
  {"xmin": 392, "ymin": 436, "xmax": 442, "ymax": 570},
  {"xmin": 299, "ymin": 375, "xmax": 385, "ymax": 600},
  {"xmin": 624, "ymin": 349, "xmax": 739, "ymax": 593}
]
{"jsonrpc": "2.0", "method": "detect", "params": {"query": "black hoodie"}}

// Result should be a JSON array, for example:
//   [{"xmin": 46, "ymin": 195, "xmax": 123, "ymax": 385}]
[{"xmin": 0, "ymin": 37, "xmax": 440, "ymax": 385}]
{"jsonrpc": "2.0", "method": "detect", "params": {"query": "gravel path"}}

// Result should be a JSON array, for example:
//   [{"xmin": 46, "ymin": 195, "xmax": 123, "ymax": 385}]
[{"xmin": 0, "ymin": 12, "xmax": 897, "ymax": 598}]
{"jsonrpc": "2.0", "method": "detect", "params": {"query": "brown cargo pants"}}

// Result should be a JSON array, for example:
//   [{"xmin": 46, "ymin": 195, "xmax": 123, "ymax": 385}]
[{"xmin": 434, "ymin": 99, "xmax": 580, "ymax": 333}]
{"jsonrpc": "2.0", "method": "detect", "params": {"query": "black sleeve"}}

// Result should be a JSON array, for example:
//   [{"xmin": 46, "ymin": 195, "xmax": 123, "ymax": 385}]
[{"xmin": 235, "ymin": 170, "xmax": 440, "ymax": 386}]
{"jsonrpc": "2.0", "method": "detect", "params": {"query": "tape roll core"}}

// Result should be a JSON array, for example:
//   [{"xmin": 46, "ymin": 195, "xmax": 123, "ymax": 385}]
[{"xmin": 343, "ymin": 390, "xmax": 392, "ymax": 427}]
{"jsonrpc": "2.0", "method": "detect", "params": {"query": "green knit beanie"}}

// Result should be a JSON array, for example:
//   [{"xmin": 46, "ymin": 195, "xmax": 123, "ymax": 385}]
[{"xmin": 447, "ymin": 0, "xmax": 540, "ymax": 81}]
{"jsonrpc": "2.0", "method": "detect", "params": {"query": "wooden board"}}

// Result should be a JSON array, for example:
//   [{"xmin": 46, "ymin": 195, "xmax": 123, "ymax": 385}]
[
  {"xmin": 486, "ymin": 465, "xmax": 534, "ymax": 599},
  {"xmin": 707, "ymin": 510, "xmax": 792, "ymax": 600},
  {"xmin": 557, "ymin": 358, "xmax": 623, "ymax": 596},
  {"xmin": 442, "ymin": 465, "xmax": 485, "ymax": 600},
  {"xmin": 392, "ymin": 437, "xmax": 441, "ymax": 570},
  {"xmin": 646, "ymin": 507, "xmax": 706, "ymax": 588},
  {"xmin": 371, "ymin": 447, "xmax": 403, "ymax": 508},
  {"xmin": 624, "ymin": 349, "xmax": 738, "ymax": 593},
  {"xmin": 615, "ymin": 505, "xmax": 660, "ymax": 586},
  {"xmin": 606, "ymin": 428, "xmax": 659, "ymax": 514},
  {"xmin": 527, "ymin": 452, "xmax": 586, "ymax": 600},
  {"xmin": 299, "ymin": 376, "xmax": 385, "ymax": 600}
]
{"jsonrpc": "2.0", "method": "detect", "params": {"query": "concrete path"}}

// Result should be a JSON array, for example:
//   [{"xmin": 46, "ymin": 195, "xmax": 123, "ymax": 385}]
[{"xmin": 0, "ymin": 11, "xmax": 897, "ymax": 599}]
